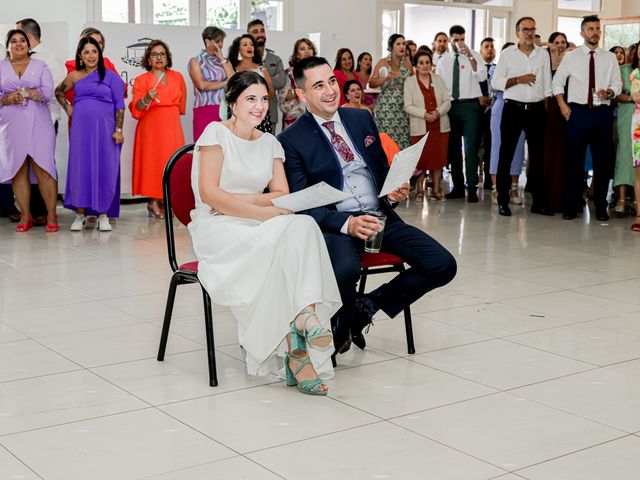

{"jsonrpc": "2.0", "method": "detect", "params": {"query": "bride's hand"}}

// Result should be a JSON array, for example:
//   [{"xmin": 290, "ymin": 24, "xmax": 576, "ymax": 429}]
[{"xmin": 258, "ymin": 206, "xmax": 292, "ymax": 221}]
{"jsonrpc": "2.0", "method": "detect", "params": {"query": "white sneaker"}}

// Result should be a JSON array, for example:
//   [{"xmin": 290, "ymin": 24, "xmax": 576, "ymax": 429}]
[
  {"xmin": 97, "ymin": 214, "xmax": 112, "ymax": 231},
  {"xmin": 70, "ymin": 214, "xmax": 85, "ymax": 231}
]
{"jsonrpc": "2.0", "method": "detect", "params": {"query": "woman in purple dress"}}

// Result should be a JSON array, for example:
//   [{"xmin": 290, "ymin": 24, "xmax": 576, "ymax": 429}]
[
  {"xmin": 56, "ymin": 37, "xmax": 124, "ymax": 232},
  {"xmin": 0, "ymin": 29, "xmax": 58, "ymax": 233}
]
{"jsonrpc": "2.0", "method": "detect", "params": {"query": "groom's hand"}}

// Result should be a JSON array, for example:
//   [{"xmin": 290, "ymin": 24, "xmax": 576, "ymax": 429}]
[
  {"xmin": 347, "ymin": 215, "xmax": 383, "ymax": 240},
  {"xmin": 387, "ymin": 182, "xmax": 410, "ymax": 203}
]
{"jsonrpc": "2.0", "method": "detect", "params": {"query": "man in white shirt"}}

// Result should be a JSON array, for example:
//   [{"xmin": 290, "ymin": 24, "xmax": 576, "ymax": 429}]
[
  {"xmin": 479, "ymin": 37, "xmax": 496, "ymax": 190},
  {"xmin": 552, "ymin": 15, "xmax": 622, "ymax": 221},
  {"xmin": 436, "ymin": 25, "xmax": 487, "ymax": 202},
  {"xmin": 14, "ymin": 18, "xmax": 66, "ymax": 225},
  {"xmin": 491, "ymin": 16, "xmax": 552, "ymax": 216},
  {"xmin": 432, "ymin": 32, "xmax": 449, "ymax": 67}
]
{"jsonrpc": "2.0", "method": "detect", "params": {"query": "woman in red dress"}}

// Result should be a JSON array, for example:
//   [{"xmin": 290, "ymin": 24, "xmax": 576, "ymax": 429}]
[
  {"xmin": 404, "ymin": 50, "xmax": 451, "ymax": 201},
  {"xmin": 333, "ymin": 48, "xmax": 361, "ymax": 105}
]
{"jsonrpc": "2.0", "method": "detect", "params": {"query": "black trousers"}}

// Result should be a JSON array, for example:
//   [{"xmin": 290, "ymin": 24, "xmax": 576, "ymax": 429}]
[
  {"xmin": 564, "ymin": 104, "xmax": 614, "ymax": 214},
  {"xmin": 497, "ymin": 100, "xmax": 546, "ymax": 207},
  {"xmin": 480, "ymin": 107, "xmax": 492, "ymax": 187},
  {"xmin": 323, "ymin": 215, "xmax": 457, "ymax": 340}
]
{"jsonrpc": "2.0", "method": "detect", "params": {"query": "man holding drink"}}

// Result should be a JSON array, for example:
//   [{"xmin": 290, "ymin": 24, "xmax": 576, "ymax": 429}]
[{"xmin": 278, "ymin": 56, "xmax": 457, "ymax": 364}]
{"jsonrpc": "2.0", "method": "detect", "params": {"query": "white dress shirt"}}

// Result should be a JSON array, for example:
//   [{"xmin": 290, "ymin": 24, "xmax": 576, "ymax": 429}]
[
  {"xmin": 491, "ymin": 44, "xmax": 552, "ymax": 103},
  {"xmin": 551, "ymin": 45, "xmax": 622, "ymax": 105},
  {"xmin": 311, "ymin": 110, "xmax": 380, "ymax": 234},
  {"xmin": 435, "ymin": 50, "xmax": 487, "ymax": 99},
  {"xmin": 30, "ymin": 43, "xmax": 67, "ymax": 123},
  {"xmin": 432, "ymin": 51, "xmax": 447, "ymax": 67}
]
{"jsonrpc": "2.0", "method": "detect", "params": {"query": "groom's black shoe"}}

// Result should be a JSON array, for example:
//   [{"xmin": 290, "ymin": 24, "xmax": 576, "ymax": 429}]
[{"xmin": 351, "ymin": 295, "xmax": 378, "ymax": 350}]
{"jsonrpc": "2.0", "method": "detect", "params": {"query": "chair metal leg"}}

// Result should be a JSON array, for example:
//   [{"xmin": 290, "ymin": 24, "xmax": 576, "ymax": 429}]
[
  {"xmin": 158, "ymin": 274, "xmax": 179, "ymax": 361},
  {"xmin": 201, "ymin": 286, "xmax": 218, "ymax": 387},
  {"xmin": 358, "ymin": 268, "xmax": 369, "ymax": 295},
  {"xmin": 404, "ymin": 307, "xmax": 415, "ymax": 354}
]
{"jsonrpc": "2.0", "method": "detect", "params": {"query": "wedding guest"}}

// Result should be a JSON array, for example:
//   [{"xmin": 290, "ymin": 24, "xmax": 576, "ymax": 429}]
[
  {"xmin": 247, "ymin": 19, "xmax": 286, "ymax": 132},
  {"xmin": 628, "ymin": 47, "xmax": 640, "ymax": 231},
  {"xmin": 189, "ymin": 26, "xmax": 234, "ymax": 141},
  {"xmin": 0, "ymin": 29, "xmax": 58, "ymax": 232},
  {"xmin": 370, "ymin": 33, "xmax": 412, "ymax": 149},
  {"xmin": 333, "ymin": 48, "xmax": 361, "ymax": 105},
  {"xmin": 405, "ymin": 40, "xmax": 417, "ymax": 64},
  {"xmin": 15, "ymin": 18, "xmax": 66, "ymax": 226},
  {"xmin": 229, "ymin": 34, "xmax": 275, "ymax": 133},
  {"xmin": 436, "ymin": 25, "xmax": 486, "ymax": 202},
  {"xmin": 478, "ymin": 37, "xmax": 496, "ymax": 189},
  {"xmin": 492, "ymin": 17, "xmax": 552, "ymax": 217},
  {"xmin": 356, "ymin": 52, "xmax": 377, "ymax": 107},
  {"xmin": 610, "ymin": 46, "xmax": 626, "ymax": 66},
  {"xmin": 543, "ymin": 32, "xmax": 569, "ymax": 213},
  {"xmin": 130, "ymin": 40, "xmax": 186, "ymax": 219},
  {"xmin": 56, "ymin": 37, "xmax": 125, "ymax": 231},
  {"xmin": 404, "ymin": 50, "xmax": 451, "ymax": 201},
  {"xmin": 553, "ymin": 15, "xmax": 622, "ymax": 221},
  {"xmin": 342, "ymin": 79, "xmax": 371, "ymax": 113},
  {"xmin": 432, "ymin": 32, "xmax": 449, "ymax": 66},
  {"xmin": 278, "ymin": 38, "xmax": 316, "ymax": 129},
  {"xmin": 612, "ymin": 44, "xmax": 635, "ymax": 217}
]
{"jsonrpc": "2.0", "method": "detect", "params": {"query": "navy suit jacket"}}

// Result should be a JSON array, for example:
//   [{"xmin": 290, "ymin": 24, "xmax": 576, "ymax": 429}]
[{"xmin": 277, "ymin": 108, "xmax": 401, "ymax": 233}]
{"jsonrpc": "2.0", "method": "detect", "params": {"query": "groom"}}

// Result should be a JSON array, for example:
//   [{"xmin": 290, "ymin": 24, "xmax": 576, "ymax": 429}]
[{"xmin": 277, "ymin": 57, "xmax": 457, "ymax": 361}]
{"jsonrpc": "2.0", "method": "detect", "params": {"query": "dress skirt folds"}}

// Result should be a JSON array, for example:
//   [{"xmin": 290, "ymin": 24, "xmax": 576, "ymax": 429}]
[
  {"xmin": 0, "ymin": 59, "xmax": 56, "ymax": 184},
  {"xmin": 65, "ymin": 69, "xmax": 125, "ymax": 217},
  {"xmin": 188, "ymin": 122, "xmax": 342, "ymax": 378}
]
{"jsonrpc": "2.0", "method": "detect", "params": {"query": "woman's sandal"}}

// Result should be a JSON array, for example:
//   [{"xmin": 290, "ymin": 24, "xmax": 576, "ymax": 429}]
[
  {"xmin": 45, "ymin": 215, "xmax": 59, "ymax": 233},
  {"xmin": 631, "ymin": 216, "xmax": 640, "ymax": 233},
  {"xmin": 615, "ymin": 200, "xmax": 626, "ymax": 218},
  {"xmin": 285, "ymin": 353, "xmax": 328, "ymax": 396},
  {"xmin": 291, "ymin": 308, "xmax": 332, "ymax": 354},
  {"xmin": 15, "ymin": 215, "xmax": 33, "ymax": 233}
]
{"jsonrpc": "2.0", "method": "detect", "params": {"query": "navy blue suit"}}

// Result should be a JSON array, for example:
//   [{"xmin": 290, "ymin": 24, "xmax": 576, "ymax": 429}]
[{"xmin": 278, "ymin": 108, "xmax": 456, "ymax": 341}]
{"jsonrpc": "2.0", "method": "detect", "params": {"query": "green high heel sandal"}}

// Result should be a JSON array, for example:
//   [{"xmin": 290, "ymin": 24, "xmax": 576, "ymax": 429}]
[
  {"xmin": 293, "ymin": 308, "xmax": 333, "ymax": 351},
  {"xmin": 285, "ymin": 353, "xmax": 328, "ymax": 396}
]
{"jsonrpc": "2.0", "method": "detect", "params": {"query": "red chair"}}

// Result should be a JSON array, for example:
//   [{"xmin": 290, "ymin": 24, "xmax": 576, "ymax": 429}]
[
  {"xmin": 358, "ymin": 252, "xmax": 415, "ymax": 354},
  {"xmin": 157, "ymin": 143, "xmax": 218, "ymax": 387}
]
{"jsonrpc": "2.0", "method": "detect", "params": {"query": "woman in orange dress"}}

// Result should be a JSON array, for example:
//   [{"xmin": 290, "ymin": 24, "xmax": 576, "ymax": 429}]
[{"xmin": 130, "ymin": 40, "xmax": 186, "ymax": 218}]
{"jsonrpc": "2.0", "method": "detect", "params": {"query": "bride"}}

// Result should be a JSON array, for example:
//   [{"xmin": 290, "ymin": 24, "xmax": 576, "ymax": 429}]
[{"xmin": 189, "ymin": 71, "xmax": 341, "ymax": 395}]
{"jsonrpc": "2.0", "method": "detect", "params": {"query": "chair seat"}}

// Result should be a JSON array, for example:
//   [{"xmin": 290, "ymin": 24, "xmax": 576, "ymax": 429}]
[
  {"xmin": 179, "ymin": 261, "xmax": 199, "ymax": 272},
  {"xmin": 360, "ymin": 252, "xmax": 404, "ymax": 268}
]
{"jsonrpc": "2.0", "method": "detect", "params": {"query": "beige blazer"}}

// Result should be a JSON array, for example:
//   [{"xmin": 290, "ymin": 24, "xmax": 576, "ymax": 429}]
[{"xmin": 404, "ymin": 74, "xmax": 451, "ymax": 136}]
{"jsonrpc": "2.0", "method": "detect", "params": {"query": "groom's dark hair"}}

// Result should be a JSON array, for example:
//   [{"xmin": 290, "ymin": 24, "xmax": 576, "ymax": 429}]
[{"xmin": 293, "ymin": 56, "xmax": 330, "ymax": 90}]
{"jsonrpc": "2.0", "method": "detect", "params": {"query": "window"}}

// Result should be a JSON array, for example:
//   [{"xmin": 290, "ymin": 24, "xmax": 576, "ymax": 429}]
[
  {"xmin": 557, "ymin": 0, "xmax": 600, "ymax": 11},
  {"xmin": 207, "ymin": 0, "xmax": 240, "ymax": 29},
  {"xmin": 153, "ymin": 0, "xmax": 189, "ymax": 25},
  {"xmin": 251, "ymin": 0, "xmax": 283, "ymax": 31},
  {"xmin": 491, "ymin": 16, "xmax": 507, "ymax": 55},
  {"xmin": 382, "ymin": 8, "xmax": 400, "ymax": 56},
  {"xmin": 453, "ymin": 0, "xmax": 513, "ymax": 5},
  {"xmin": 557, "ymin": 16, "xmax": 584, "ymax": 46},
  {"xmin": 103, "ymin": 0, "xmax": 140, "ymax": 23}
]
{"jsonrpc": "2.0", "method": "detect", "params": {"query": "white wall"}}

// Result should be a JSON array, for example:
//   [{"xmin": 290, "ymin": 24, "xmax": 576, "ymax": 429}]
[{"xmin": 291, "ymin": 0, "xmax": 377, "ymax": 64}]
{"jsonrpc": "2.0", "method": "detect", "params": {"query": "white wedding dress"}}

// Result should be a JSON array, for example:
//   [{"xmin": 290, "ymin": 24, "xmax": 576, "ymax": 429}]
[{"xmin": 188, "ymin": 122, "xmax": 342, "ymax": 378}]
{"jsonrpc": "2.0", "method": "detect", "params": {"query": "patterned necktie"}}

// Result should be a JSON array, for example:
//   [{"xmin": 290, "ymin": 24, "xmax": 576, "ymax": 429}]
[
  {"xmin": 322, "ymin": 121, "xmax": 354, "ymax": 162},
  {"xmin": 587, "ymin": 51, "xmax": 595, "ymax": 107},
  {"xmin": 452, "ymin": 53, "xmax": 460, "ymax": 100}
]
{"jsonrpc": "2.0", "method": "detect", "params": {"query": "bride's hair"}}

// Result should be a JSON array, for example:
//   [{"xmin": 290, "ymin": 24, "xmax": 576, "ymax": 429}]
[{"xmin": 224, "ymin": 71, "xmax": 269, "ymax": 108}]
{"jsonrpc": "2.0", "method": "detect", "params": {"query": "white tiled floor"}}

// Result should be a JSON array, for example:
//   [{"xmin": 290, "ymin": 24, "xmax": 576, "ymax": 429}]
[{"xmin": 1, "ymin": 195, "xmax": 639, "ymax": 479}]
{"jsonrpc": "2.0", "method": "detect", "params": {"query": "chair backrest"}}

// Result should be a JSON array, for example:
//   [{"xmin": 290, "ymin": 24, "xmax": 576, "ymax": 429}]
[{"xmin": 163, "ymin": 143, "xmax": 196, "ymax": 272}]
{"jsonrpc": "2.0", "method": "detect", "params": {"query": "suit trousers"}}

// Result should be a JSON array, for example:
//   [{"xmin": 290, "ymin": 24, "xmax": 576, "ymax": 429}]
[
  {"xmin": 323, "ymin": 215, "xmax": 457, "ymax": 340},
  {"xmin": 497, "ymin": 100, "xmax": 546, "ymax": 207},
  {"xmin": 447, "ymin": 100, "xmax": 482, "ymax": 191},
  {"xmin": 564, "ymin": 104, "xmax": 614, "ymax": 214}
]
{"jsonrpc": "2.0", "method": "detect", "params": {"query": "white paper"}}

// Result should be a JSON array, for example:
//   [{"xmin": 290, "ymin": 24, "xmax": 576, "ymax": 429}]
[
  {"xmin": 378, "ymin": 133, "xmax": 429, "ymax": 197},
  {"xmin": 272, "ymin": 182, "xmax": 353, "ymax": 212}
]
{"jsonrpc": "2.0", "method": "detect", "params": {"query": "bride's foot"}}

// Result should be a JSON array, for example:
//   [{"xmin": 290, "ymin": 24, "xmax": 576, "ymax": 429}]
[
  {"xmin": 285, "ymin": 352, "xmax": 328, "ymax": 395},
  {"xmin": 291, "ymin": 307, "xmax": 332, "ymax": 354}
]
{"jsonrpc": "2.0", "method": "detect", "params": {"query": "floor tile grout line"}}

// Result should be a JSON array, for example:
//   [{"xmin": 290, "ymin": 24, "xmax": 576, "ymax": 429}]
[
  {"xmin": 0, "ymin": 442, "xmax": 46, "ymax": 480},
  {"xmin": 509, "ymin": 433, "xmax": 635, "ymax": 475},
  {"xmin": 502, "ymin": 390, "xmax": 637, "ymax": 436}
]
